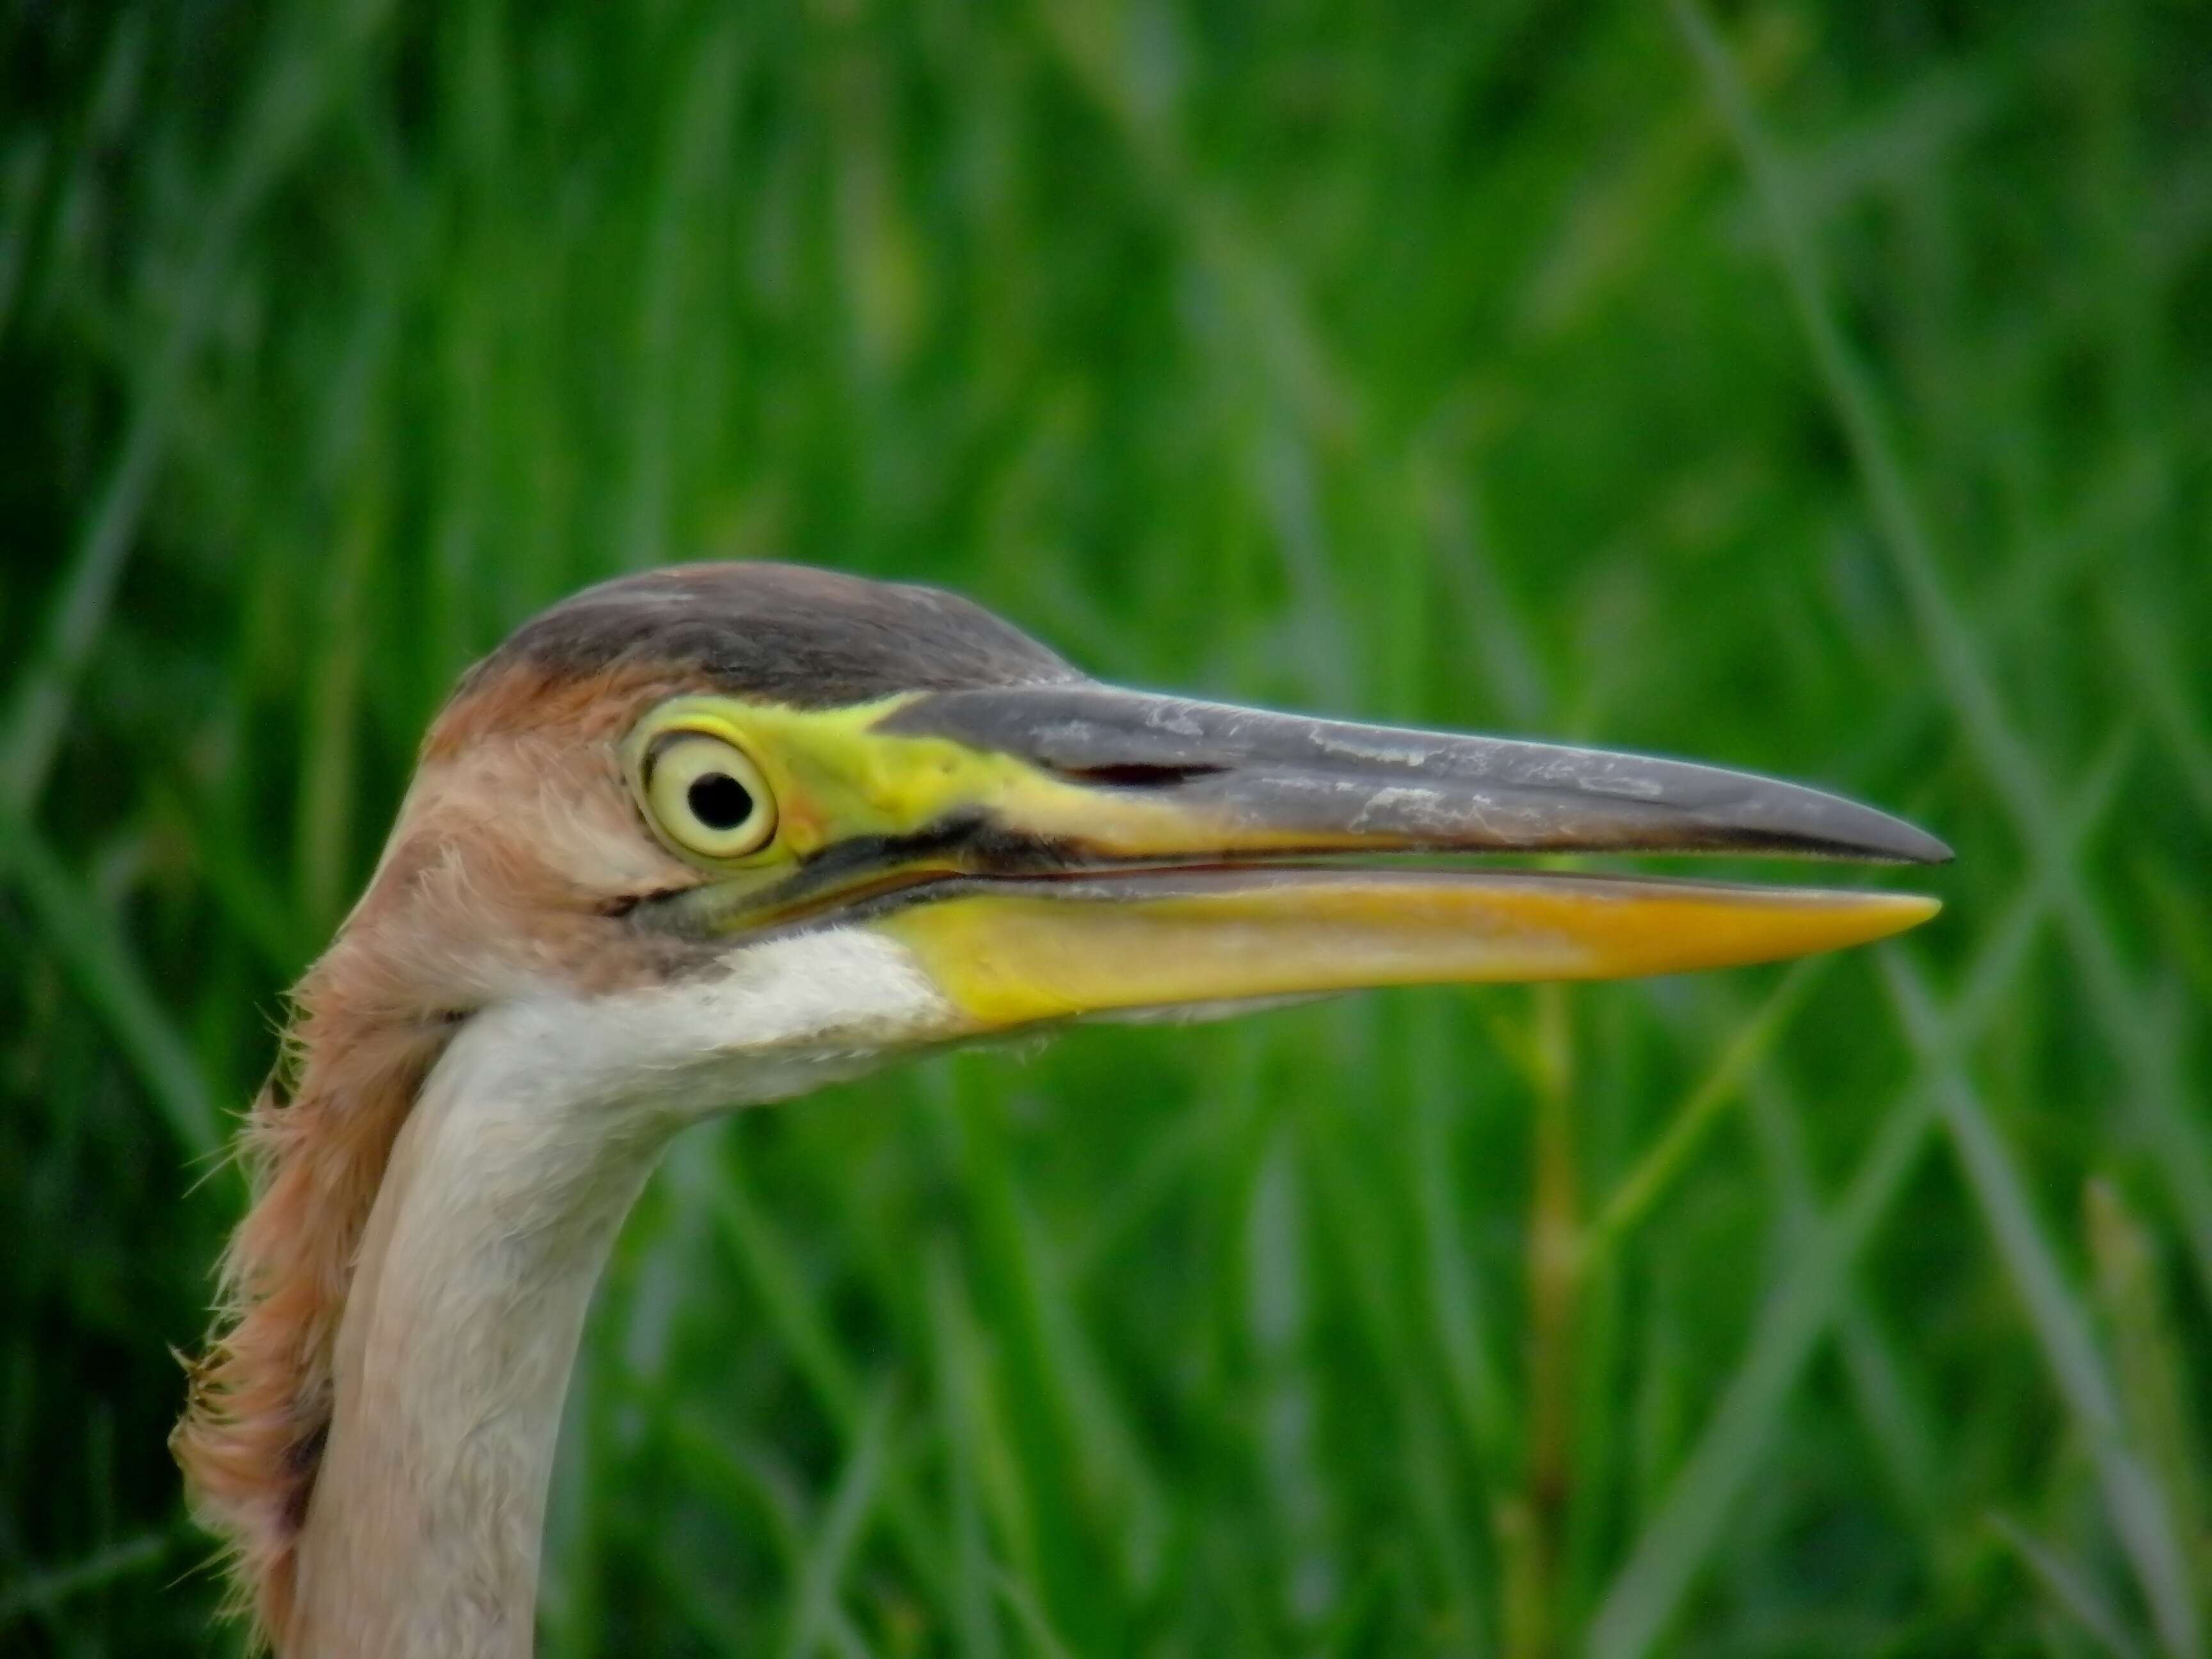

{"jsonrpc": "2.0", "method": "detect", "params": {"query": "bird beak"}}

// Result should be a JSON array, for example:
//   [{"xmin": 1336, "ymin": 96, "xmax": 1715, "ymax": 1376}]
[{"xmin": 822, "ymin": 685, "xmax": 1950, "ymax": 1034}]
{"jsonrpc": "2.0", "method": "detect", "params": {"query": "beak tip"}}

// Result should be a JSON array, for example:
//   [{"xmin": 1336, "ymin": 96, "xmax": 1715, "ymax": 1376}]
[
  {"xmin": 1811, "ymin": 799, "xmax": 1950, "ymax": 867},
  {"xmin": 1857, "ymin": 889, "xmax": 1943, "ymax": 945},
  {"xmin": 1897, "ymin": 891, "xmax": 1944, "ymax": 925},
  {"xmin": 1905, "ymin": 826, "xmax": 1955, "ymax": 867}
]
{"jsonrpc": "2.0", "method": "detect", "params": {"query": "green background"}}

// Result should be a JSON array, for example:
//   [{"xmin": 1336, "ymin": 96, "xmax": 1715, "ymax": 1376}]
[{"xmin": 4, "ymin": 1, "xmax": 2209, "ymax": 1653}]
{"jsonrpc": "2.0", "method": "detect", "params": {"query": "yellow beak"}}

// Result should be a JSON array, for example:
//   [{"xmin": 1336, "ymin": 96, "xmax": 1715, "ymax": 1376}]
[{"xmin": 881, "ymin": 870, "xmax": 1935, "ymax": 1032}]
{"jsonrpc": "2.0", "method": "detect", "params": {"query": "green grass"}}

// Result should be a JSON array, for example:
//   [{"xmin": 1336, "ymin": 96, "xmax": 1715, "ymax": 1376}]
[{"xmin": 4, "ymin": 0, "xmax": 2209, "ymax": 1652}]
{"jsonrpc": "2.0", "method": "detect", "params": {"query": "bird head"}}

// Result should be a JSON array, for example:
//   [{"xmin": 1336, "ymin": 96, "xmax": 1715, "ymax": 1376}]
[{"xmin": 346, "ymin": 560, "xmax": 1947, "ymax": 1106}]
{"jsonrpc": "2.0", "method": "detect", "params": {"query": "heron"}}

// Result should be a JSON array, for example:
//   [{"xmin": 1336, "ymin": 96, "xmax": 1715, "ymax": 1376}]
[{"xmin": 173, "ymin": 561, "xmax": 1946, "ymax": 1656}]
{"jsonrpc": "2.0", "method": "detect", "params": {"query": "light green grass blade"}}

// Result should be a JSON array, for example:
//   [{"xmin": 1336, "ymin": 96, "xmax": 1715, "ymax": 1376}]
[
  {"xmin": 1669, "ymin": 0, "xmax": 2212, "ymax": 1304},
  {"xmin": 1889, "ymin": 956, "xmax": 2202, "ymax": 1659},
  {"xmin": 778, "ymin": 1388, "xmax": 893, "ymax": 1659},
  {"xmin": 1991, "ymin": 1515, "xmax": 2151, "ymax": 1659},
  {"xmin": 1582, "ymin": 955, "xmax": 1831, "ymax": 1267},
  {"xmin": 1589, "ymin": 748, "xmax": 2128, "ymax": 1655},
  {"xmin": 1586, "ymin": 1073, "xmax": 1939, "ymax": 1659},
  {"xmin": 1, "ymin": 0, "xmax": 399, "ymax": 813}
]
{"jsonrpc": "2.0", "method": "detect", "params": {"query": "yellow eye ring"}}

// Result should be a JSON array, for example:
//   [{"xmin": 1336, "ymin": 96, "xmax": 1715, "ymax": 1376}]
[{"xmin": 640, "ymin": 729, "xmax": 778, "ymax": 861}]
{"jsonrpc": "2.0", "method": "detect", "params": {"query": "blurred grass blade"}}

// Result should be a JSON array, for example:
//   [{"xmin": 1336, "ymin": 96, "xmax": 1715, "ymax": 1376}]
[
  {"xmin": 1583, "ymin": 954, "xmax": 1830, "ymax": 1267},
  {"xmin": 1888, "ymin": 958, "xmax": 2204, "ymax": 1659},
  {"xmin": 1990, "ymin": 1514, "xmax": 2151, "ymax": 1659},
  {"xmin": 706, "ymin": 1141, "xmax": 953, "ymax": 1605},
  {"xmin": 3, "ymin": 815, "xmax": 220, "ymax": 1162},
  {"xmin": 1, "ymin": 0, "xmax": 398, "ymax": 813},
  {"xmin": 0, "ymin": 1530, "xmax": 173, "ymax": 1627},
  {"xmin": 2099, "ymin": 590, "xmax": 2212, "ymax": 819},
  {"xmin": 1670, "ymin": 0, "xmax": 2212, "ymax": 1305},
  {"xmin": 2087, "ymin": 1178, "xmax": 2212, "ymax": 1589},
  {"xmin": 709, "ymin": 1144, "xmax": 865, "ymax": 1425},
  {"xmin": 1586, "ymin": 1077, "xmax": 1938, "ymax": 1659},
  {"xmin": 778, "ymin": 1387, "xmax": 893, "ymax": 1659},
  {"xmin": 925, "ymin": 1244, "xmax": 1006, "ymax": 1659},
  {"xmin": 993, "ymin": 1571, "xmax": 1081, "ymax": 1659},
  {"xmin": 1588, "ymin": 742, "xmax": 2125, "ymax": 1656}
]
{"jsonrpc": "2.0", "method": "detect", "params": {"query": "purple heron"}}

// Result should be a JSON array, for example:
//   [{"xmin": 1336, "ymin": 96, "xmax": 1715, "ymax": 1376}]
[{"xmin": 175, "ymin": 563, "xmax": 1944, "ymax": 1655}]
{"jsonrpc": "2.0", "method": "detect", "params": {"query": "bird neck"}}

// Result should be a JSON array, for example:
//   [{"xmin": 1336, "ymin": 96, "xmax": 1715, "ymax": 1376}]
[{"xmin": 286, "ymin": 1013, "xmax": 675, "ymax": 1659}]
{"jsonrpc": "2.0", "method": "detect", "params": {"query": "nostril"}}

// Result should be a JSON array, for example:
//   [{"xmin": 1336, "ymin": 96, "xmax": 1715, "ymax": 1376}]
[{"xmin": 1054, "ymin": 762, "xmax": 1229, "ymax": 789}]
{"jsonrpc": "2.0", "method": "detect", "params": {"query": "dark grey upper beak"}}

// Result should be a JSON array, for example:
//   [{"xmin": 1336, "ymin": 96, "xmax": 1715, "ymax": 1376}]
[{"xmin": 878, "ymin": 685, "xmax": 1952, "ymax": 865}]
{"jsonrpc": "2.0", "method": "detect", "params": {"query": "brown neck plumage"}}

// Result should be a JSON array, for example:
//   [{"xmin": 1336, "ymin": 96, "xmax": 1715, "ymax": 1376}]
[
  {"xmin": 173, "ymin": 943, "xmax": 456, "ymax": 1645},
  {"xmin": 173, "ymin": 659, "xmax": 678, "ymax": 1646}
]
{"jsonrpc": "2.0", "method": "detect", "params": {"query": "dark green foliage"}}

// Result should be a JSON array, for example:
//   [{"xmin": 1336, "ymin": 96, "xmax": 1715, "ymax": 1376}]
[{"xmin": 3, "ymin": 0, "xmax": 2208, "ymax": 1652}]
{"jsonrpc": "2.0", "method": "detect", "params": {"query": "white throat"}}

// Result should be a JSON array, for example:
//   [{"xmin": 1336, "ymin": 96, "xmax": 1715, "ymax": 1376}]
[{"xmin": 289, "ymin": 928, "xmax": 950, "ymax": 1657}]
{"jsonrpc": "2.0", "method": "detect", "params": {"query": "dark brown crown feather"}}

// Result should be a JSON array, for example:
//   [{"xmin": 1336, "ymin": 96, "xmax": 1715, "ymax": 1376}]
[{"xmin": 461, "ymin": 562, "xmax": 1084, "ymax": 711}]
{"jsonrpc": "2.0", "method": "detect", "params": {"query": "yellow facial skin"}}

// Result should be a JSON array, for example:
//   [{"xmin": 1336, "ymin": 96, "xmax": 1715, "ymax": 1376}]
[
  {"xmin": 623, "ymin": 693, "xmax": 1325, "ymax": 922},
  {"xmin": 623, "ymin": 693, "xmax": 999, "ymax": 910},
  {"xmin": 627, "ymin": 695, "xmax": 1400, "ymax": 872},
  {"xmin": 621, "ymin": 693, "xmax": 1941, "ymax": 1038}
]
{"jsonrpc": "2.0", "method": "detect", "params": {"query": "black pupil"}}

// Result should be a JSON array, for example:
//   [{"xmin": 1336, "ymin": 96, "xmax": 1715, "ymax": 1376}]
[{"xmin": 687, "ymin": 771, "xmax": 755, "ymax": 833}]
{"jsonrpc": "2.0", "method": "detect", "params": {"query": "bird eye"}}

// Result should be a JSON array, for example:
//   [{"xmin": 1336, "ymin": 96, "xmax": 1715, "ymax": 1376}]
[{"xmin": 641, "ymin": 731, "xmax": 777, "ymax": 860}]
